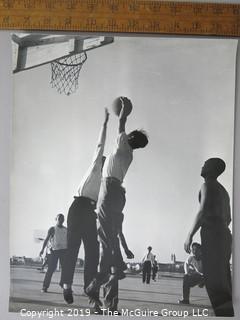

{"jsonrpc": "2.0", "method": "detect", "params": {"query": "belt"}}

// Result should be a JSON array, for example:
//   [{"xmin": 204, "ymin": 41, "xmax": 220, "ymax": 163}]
[
  {"xmin": 104, "ymin": 176, "xmax": 122, "ymax": 184},
  {"xmin": 73, "ymin": 196, "xmax": 96, "ymax": 207}
]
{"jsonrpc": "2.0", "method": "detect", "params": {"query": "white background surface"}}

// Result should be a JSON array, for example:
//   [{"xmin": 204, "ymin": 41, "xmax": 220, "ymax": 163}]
[{"xmin": 1, "ymin": 30, "xmax": 240, "ymax": 320}]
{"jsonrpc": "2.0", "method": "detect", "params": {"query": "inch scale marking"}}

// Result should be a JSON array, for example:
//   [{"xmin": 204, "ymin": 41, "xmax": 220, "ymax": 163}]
[{"xmin": 0, "ymin": 0, "xmax": 240, "ymax": 36}]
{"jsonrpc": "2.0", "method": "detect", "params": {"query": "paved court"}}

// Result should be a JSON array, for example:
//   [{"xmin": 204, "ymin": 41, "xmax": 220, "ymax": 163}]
[{"xmin": 9, "ymin": 266, "xmax": 213, "ymax": 316}]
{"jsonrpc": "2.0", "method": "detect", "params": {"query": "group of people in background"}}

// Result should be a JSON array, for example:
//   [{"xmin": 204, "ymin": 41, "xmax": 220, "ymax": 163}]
[{"xmin": 38, "ymin": 98, "xmax": 234, "ymax": 317}]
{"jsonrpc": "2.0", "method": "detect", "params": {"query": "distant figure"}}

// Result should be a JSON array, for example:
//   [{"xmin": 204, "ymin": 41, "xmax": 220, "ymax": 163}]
[
  {"xmin": 142, "ymin": 246, "xmax": 155, "ymax": 284},
  {"xmin": 152, "ymin": 255, "xmax": 158, "ymax": 281},
  {"xmin": 184, "ymin": 158, "xmax": 234, "ymax": 316},
  {"xmin": 178, "ymin": 242, "xmax": 204, "ymax": 304},
  {"xmin": 39, "ymin": 214, "xmax": 67, "ymax": 292}
]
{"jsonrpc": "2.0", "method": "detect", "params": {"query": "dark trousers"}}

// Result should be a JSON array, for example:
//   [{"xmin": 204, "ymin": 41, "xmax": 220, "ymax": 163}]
[
  {"xmin": 103, "ymin": 281, "xmax": 119, "ymax": 311},
  {"xmin": 97, "ymin": 178, "xmax": 126, "ymax": 274},
  {"xmin": 142, "ymin": 261, "xmax": 152, "ymax": 284},
  {"xmin": 43, "ymin": 249, "xmax": 66, "ymax": 289},
  {"xmin": 97, "ymin": 178, "xmax": 126, "ymax": 310},
  {"xmin": 62, "ymin": 196, "xmax": 99, "ymax": 291},
  {"xmin": 183, "ymin": 274, "xmax": 204, "ymax": 301},
  {"xmin": 201, "ymin": 225, "xmax": 234, "ymax": 316}
]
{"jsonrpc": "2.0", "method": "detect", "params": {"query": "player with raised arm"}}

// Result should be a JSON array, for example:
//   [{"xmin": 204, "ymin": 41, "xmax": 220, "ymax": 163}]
[
  {"xmin": 86, "ymin": 97, "xmax": 148, "ymax": 312},
  {"xmin": 61, "ymin": 109, "xmax": 109, "ymax": 313}
]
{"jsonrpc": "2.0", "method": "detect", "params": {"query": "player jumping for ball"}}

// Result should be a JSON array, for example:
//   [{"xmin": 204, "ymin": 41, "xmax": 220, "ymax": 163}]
[{"xmin": 86, "ymin": 97, "xmax": 149, "ymax": 312}]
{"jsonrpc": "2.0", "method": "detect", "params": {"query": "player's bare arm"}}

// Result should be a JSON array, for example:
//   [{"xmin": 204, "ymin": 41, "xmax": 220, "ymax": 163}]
[{"xmin": 184, "ymin": 183, "xmax": 209, "ymax": 253}]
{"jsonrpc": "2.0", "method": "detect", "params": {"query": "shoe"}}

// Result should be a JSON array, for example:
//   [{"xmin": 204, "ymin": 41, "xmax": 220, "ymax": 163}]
[
  {"xmin": 41, "ymin": 287, "xmax": 47, "ymax": 293},
  {"xmin": 85, "ymin": 274, "xmax": 109, "ymax": 299},
  {"xmin": 87, "ymin": 294, "xmax": 103, "ymax": 307},
  {"xmin": 178, "ymin": 299, "xmax": 190, "ymax": 305},
  {"xmin": 85, "ymin": 284, "xmax": 103, "ymax": 307},
  {"xmin": 63, "ymin": 288, "xmax": 73, "ymax": 304}
]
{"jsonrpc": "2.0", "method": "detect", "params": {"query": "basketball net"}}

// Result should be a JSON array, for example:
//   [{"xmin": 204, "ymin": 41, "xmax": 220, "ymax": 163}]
[{"xmin": 50, "ymin": 52, "xmax": 87, "ymax": 96}]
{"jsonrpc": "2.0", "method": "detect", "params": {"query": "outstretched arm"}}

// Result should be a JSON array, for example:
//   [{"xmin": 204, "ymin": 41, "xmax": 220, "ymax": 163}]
[
  {"xmin": 92, "ymin": 108, "xmax": 109, "ymax": 163},
  {"xmin": 77, "ymin": 109, "xmax": 109, "ymax": 195},
  {"xmin": 184, "ymin": 183, "xmax": 208, "ymax": 253},
  {"xmin": 118, "ymin": 97, "xmax": 132, "ymax": 134}
]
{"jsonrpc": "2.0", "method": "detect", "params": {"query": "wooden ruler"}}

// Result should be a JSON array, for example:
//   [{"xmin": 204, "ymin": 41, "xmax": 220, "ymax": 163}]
[{"xmin": 0, "ymin": 0, "xmax": 240, "ymax": 37}]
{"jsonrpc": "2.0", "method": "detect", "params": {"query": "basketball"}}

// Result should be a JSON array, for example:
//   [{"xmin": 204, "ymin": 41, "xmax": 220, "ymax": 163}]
[{"xmin": 112, "ymin": 96, "xmax": 133, "ymax": 117}]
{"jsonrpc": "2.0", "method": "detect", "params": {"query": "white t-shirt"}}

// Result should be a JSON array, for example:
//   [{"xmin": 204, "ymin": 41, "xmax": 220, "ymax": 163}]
[
  {"xmin": 142, "ymin": 252, "xmax": 155, "ymax": 265},
  {"xmin": 102, "ymin": 132, "xmax": 133, "ymax": 183},
  {"xmin": 49, "ymin": 226, "xmax": 67, "ymax": 251},
  {"xmin": 184, "ymin": 255, "xmax": 203, "ymax": 275}
]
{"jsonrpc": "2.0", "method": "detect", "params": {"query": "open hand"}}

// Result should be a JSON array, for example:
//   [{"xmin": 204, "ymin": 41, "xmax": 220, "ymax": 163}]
[{"xmin": 119, "ymin": 97, "xmax": 132, "ymax": 119}]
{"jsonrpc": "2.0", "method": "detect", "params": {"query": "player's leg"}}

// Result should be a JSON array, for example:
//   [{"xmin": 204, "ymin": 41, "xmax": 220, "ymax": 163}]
[
  {"xmin": 42, "ymin": 251, "xmax": 58, "ymax": 291},
  {"xmin": 142, "ymin": 262, "xmax": 147, "ymax": 283},
  {"xmin": 82, "ymin": 214, "xmax": 99, "ymax": 291},
  {"xmin": 103, "ymin": 279, "xmax": 119, "ymax": 313},
  {"xmin": 201, "ymin": 227, "xmax": 234, "ymax": 316},
  {"xmin": 179, "ymin": 274, "xmax": 203, "ymax": 304},
  {"xmin": 146, "ymin": 261, "xmax": 152, "ymax": 284},
  {"xmin": 62, "ymin": 202, "xmax": 83, "ymax": 303}
]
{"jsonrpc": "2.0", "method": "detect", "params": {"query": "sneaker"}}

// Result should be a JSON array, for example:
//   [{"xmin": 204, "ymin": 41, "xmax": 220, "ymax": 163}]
[
  {"xmin": 178, "ymin": 299, "xmax": 190, "ymax": 305},
  {"xmin": 87, "ymin": 293, "xmax": 103, "ymax": 307},
  {"xmin": 41, "ymin": 287, "xmax": 47, "ymax": 293},
  {"xmin": 85, "ymin": 274, "xmax": 109, "ymax": 298},
  {"xmin": 63, "ymin": 288, "xmax": 73, "ymax": 304}
]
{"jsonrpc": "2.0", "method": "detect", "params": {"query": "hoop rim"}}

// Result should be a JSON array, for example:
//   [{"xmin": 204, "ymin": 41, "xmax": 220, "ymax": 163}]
[{"xmin": 52, "ymin": 52, "xmax": 87, "ymax": 67}]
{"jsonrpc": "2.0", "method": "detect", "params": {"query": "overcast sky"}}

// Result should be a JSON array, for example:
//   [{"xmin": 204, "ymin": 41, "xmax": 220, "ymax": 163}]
[{"xmin": 10, "ymin": 35, "xmax": 237, "ymax": 263}]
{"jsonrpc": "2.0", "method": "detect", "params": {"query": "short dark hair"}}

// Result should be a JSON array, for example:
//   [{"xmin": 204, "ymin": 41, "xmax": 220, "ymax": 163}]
[
  {"xmin": 128, "ymin": 130, "xmax": 148, "ymax": 149},
  {"xmin": 147, "ymin": 246, "xmax": 152, "ymax": 251},
  {"xmin": 192, "ymin": 242, "xmax": 201, "ymax": 249},
  {"xmin": 56, "ymin": 213, "xmax": 64, "ymax": 219},
  {"xmin": 205, "ymin": 158, "xmax": 226, "ymax": 177}
]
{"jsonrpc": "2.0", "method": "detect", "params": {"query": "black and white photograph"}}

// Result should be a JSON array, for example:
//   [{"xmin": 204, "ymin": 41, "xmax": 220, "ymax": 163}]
[{"xmin": 9, "ymin": 33, "xmax": 237, "ymax": 317}]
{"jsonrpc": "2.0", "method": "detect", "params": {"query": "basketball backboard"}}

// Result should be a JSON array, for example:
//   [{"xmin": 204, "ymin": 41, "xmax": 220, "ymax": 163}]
[{"xmin": 12, "ymin": 33, "xmax": 114, "ymax": 73}]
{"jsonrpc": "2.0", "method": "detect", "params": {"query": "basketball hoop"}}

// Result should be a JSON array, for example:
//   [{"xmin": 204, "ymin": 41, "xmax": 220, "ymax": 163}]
[{"xmin": 50, "ymin": 52, "xmax": 87, "ymax": 96}]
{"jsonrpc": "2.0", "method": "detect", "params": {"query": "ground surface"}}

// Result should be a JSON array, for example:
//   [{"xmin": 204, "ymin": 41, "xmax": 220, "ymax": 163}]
[{"xmin": 9, "ymin": 266, "xmax": 213, "ymax": 317}]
